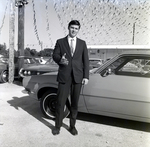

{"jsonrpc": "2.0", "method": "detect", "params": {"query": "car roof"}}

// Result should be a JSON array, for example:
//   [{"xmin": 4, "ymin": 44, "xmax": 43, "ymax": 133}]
[{"xmin": 119, "ymin": 50, "xmax": 150, "ymax": 56}]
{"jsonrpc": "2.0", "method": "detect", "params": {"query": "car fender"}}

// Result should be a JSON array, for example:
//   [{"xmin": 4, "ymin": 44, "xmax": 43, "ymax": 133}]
[{"xmin": 36, "ymin": 82, "xmax": 58, "ymax": 100}]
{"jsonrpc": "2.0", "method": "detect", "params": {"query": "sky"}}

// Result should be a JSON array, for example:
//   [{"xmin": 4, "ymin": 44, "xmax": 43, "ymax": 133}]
[
  {"xmin": 0, "ymin": 0, "xmax": 150, "ymax": 51},
  {"xmin": 0, "ymin": 0, "xmax": 64, "ymax": 51}
]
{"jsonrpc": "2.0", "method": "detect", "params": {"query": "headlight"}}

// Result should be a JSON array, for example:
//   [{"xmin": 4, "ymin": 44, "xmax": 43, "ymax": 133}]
[
  {"xmin": 19, "ymin": 68, "xmax": 25, "ymax": 77},
  {"xmin": 20, "ymin": 69, "xmax": 43, "ymax": 77},
  {"xmin": 28, "ymin": 71, "xmax": 31, "ymax": 75},
  {"xmin": 24, "ymin": 71, "xmax": 27, "ymax": 75}
]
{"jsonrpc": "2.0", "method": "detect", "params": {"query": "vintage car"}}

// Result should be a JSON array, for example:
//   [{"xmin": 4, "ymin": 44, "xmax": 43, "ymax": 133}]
[
  {"xmin": 0, "ymin": 56, "xmax": 9, "ymax": 63},
  {"xmin": 19, "ymin": 58, "xmax": 58, "ymax": 77},
  {"xmin": 19, "ymin": 58, "xmax": 102, "ymax": 77},
  {"xmin": 0, "ymin": 56, "xmax": 39, "ymax": 83},
  {"xmin": 22, "ymin": 51, "xmax": 150, "ymax": 123}
]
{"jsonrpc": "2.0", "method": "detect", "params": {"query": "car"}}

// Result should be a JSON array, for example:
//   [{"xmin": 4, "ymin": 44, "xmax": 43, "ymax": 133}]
[
  {"xmin": 89, "ymin": 58, "xmax": 104, "ymax": 69},
  {"xmin": 22, "ymin": 51, "xmax": 150, "ymax": 123},
  {"xmin": 19, "ymin": 58, "xmax": 99, "ymax": 77},
  {"xmin": 0, "ymin": 56, "xmax": 9, "ymax": 63},
  {"xmin": 0, "ymin": 56, "xmax": 39, "ymax": 83},
  {"xmin": 19, "ymin": 58, "xmax": 58, "ymax": 77}
]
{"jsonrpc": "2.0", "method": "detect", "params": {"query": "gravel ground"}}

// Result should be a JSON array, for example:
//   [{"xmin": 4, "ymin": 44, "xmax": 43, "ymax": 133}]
[{"xmin": 0, "ymin": 82, "xmax": 150, "ymax": 147}]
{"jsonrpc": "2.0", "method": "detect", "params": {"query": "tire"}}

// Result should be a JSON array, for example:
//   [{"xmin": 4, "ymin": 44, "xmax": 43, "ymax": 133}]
[
  {"xmin": 40, "ymin": 90, "xmax": 70, "ymax": 119},
  {"xmin": 0, "ymin": 70, "xmax": 8, "ymax": 83}
]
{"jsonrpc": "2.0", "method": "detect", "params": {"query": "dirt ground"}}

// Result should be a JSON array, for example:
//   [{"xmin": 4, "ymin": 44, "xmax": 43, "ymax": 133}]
[{"xmin": 0, "ymin": 82, "xmax": 150, "ymax": 147}]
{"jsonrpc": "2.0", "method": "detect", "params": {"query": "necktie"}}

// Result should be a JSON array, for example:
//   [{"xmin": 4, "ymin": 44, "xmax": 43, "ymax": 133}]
[{"xmin": 70, "ymin": 39, "xmax": 74, "ymax": 56}]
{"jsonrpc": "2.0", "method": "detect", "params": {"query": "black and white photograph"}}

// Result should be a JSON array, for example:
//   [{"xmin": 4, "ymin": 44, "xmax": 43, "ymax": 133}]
[{"xmin": 0, "ymin": 0, "xmax": 150, "ymax": 146}]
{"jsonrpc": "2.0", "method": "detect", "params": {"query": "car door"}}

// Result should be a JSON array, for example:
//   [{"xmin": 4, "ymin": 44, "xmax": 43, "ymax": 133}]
[{"xmin": 82, "ymin": 56, "xmax": 150, "ymax": 122}]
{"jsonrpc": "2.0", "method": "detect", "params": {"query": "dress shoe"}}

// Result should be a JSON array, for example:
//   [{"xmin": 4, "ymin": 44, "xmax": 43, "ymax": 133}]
[
  {"xmin": 69, "ymin": 127, "xmax": 78, "ymax": 135},
  {"xmin": 52, "ymin": 127, "xmax": 60, "ymax": 135}
]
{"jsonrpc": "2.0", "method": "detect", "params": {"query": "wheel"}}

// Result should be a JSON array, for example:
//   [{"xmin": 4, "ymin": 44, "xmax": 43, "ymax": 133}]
[
  {"xmin": 40, "ymin": 90, "xmax": 70, "ymax": 119},
  {"xmin": 0, "ymin": 70, "xmax": 8, "ymax": 83}
]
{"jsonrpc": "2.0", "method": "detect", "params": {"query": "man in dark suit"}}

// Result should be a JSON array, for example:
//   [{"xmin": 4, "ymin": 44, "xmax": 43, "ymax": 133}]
[{"xmin": 52, "ymin": 20, "xmax": 89, "ymax": 135}]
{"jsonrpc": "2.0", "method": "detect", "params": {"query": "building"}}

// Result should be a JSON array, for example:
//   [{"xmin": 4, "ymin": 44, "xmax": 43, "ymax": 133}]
[{"xmin": 87, "ymin": 45, "xmax": 150, "ymax": 61}]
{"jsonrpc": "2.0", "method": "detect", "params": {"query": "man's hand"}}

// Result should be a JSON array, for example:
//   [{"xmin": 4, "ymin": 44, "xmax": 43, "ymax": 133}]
[
  {"xmin": 82, "ymin": 78, "xmax": 89, "ymax": 85},
  {"xmin": 59, "ymin": 53, "xmax": 68, "ymax": 65}
]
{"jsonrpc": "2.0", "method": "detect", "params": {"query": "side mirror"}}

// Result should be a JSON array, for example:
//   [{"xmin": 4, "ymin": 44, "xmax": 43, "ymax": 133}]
[
  {"xmin": 108, "ymin": 68, "xmax": 112, "ymax": 74},
  {"xmin": 101, "ymin": 68, "xmax": 112, "ymax": 77}
]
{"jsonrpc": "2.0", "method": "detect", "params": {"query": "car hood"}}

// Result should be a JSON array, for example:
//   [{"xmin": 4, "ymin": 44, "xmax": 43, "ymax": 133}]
[
  {"xmin": 22, "ymin": 64, "xmax": 58, "ymax": 71},
  {"xmin": 42, "ymin": 71, "xmax": 58, "ymax": 75}
]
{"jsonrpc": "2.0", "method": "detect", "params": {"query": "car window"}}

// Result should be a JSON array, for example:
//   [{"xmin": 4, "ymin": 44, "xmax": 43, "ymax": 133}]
[
  {"xmin": 24, "ymin": 59, "xmax": 29, "ymax": 64},
  {"xmin": 106, "ymin": 57, "xmax": 126, "ymax": 72},
  {"xmin": 120, "ymin": 59, "xmax": 139, "ymax": 72},
  {"xmin": 45, "ymin": 58, "xmax": 57, "ymax": 65},
  {"xmin": 118, "ymin": 58, "xmax": 150, "ymax": 77},
  {"xmin": 90, "ymin": 60, "xmax": 100, "ymax": 64},
  {"xmin": 24, "ymin": 58, "xmax": 37, "ymax": 64},
  {"xmin": 99, "ymin": 57, "xmax": 126, "ymax": 76},
  {"xmin": 99, "ymin": 56, "xmax": 150, "ymax": 78},
  {"xmin": 28, "ymin": 58, "xmax": 37, "ymax": 64},
  {"xmin": 119, "ymin": 58, "xmax": 150, "ymax": 75},
  {"xmin": 45, "ymin": 58, "xmax": 53, "ymax": 64}
]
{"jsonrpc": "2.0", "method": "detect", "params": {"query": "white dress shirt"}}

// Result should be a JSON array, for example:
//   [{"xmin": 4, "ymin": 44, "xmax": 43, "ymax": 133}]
[{"xmin": 68, "ymin": 36, "xmax": 77, "ymax": 55}]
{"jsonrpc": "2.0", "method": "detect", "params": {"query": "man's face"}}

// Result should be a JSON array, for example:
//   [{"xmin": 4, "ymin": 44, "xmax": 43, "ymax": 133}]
[{"xmin": 68, "ymin": 25, "xmax": 80, "ymax": 38}]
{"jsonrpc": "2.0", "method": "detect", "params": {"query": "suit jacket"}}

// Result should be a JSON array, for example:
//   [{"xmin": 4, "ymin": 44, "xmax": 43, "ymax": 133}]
[{"xmin": 53, "ymin": 36, "xmax": 89, "ymax": 83}]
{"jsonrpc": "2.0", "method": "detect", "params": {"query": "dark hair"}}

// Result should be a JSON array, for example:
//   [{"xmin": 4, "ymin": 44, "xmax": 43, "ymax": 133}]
[{"xmin": 68, "ymin": 20, "xmax": 81, "ymax": 29}]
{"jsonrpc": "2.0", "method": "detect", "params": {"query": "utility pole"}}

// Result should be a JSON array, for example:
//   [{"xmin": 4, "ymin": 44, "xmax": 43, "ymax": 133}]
[
  {"xmin": 15, "ymin": 0, "xmax": 28, "ymax": 74},
  {"xmin": 9, "ymin": 0, "xmax": 15, "ymax": 83},
  {"xmin": 132, "ymin": 22, "xmax": 135, "ymax": 45}
]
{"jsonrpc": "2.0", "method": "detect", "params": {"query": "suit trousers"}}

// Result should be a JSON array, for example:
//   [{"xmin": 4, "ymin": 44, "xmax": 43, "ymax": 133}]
[{"xmin": 55, "ymin": 73, "xmax": 82, "ymax": 128}]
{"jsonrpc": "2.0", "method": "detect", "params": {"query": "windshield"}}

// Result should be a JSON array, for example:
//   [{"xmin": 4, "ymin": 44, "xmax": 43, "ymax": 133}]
[
  {"xmin": 24, "ymin": 58, "xmax": 37, "ymax": 64},
  {"xmin": 45, "ymin": 58, "xmax": 57, "ymax": 65}
]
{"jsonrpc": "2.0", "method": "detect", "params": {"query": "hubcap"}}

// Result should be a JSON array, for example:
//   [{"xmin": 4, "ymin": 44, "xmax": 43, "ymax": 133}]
[{"xmin": 2, "ymin": 71, "xmax": 8, "ymax": 82}]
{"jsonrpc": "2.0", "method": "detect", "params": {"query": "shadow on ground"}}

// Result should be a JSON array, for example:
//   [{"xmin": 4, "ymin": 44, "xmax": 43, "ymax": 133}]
[
  {"xmin": 13, "ymin": 80, "xmax": 23, "ymax": 86},
  {"xmin": 0, "ymin": 80, "xmax": 23, "ymax": 85},
  {"xmin": 7, "ymin": 93, "xmax": 150, "ymax": 133},
  {"xmin": 77, "ymin": 112, "xmax": 150, "ymax": 132},
  {"xmin": 7, "ymin": 95, "xmax": 69, "ymax": 132},
  {"xmin": 7, "ymin": 96, "xmax": 55, "ymax": 130}
]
